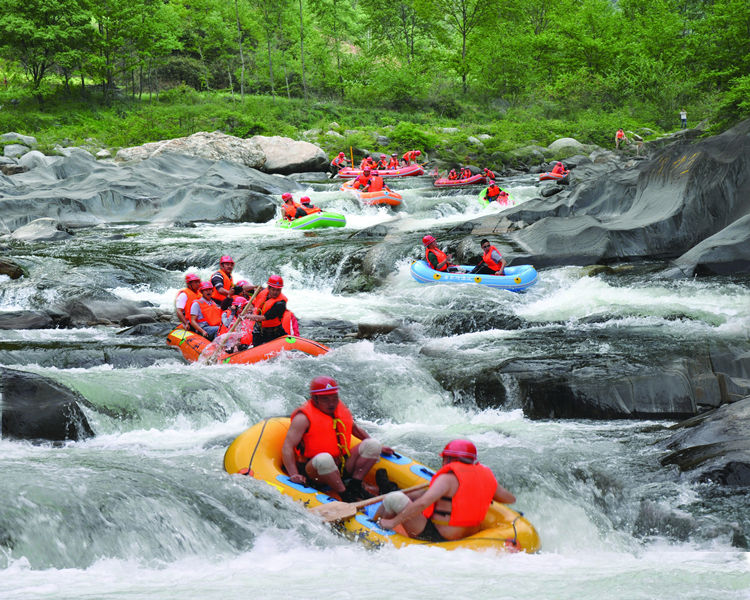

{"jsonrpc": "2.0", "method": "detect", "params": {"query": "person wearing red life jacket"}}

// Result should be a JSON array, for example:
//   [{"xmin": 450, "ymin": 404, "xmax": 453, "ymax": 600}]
[
  {"xmin": 299, "ymin": 196, "xmax": 322, "ymax": 215},
  {"xmin": 460, "ymin": 167, "xmax": 472, "ymax": 180},
  {"xmin": 482, "ymin": 167, "xmax": 496, "ymax": 180},
  {"xmin": 615, "ymin": 128, "xmax": 628, "ymax": 150},
  {"xmin": 210, "ymin": 255, "xmax": 235, "ymax": 307},
  {"xmin": 485, "ymin": 182, "xmax": 501, "ymax": 202},
  {"xmin": 282, "ymin": 376, "xmax": 394, "ymax": 502},
  {"xmin": 551, "ymin": 161, "xmax": 566, "ymax": 175},
  {"xmin": 401, "ymin": 149, "xmax": 421, "ymax": 165},
  {"xmin": 282, "ymin": 192, "xmax": 307, "ymax": 221},
  {"xmin": 364, "ymin": 170, "xmax": 385, "ymax": 192},
  {"xmin": 245, "ymin": 275, "xmax": 289, "ymax": 346},
  {"xmin": 388, "ymin": 153, "xmax": 399, "ymax": 169},
  {"xmin": 423, "ymin": 234, "xmax": 463, "ymax": 273},
  {"xmin": 175, "ymin": 273, "xmax": 202, "ymax": 329},
  {"xmin": 218, "ymin": 296, "xmax": 254, "ymax": 351},
  {"xmin": 496, "ymin": 190, "xmax": 510, "ymax": 205},
  {"xmin": 374, "ymin": 439, "xmax": 515, "ymax": 542},
  {"xmin": 351, "ymin": 168, "xmax": 372, "ymax": 190},
  {"xmin": 377, "ymin": 154, "xmax": 389, "ymax": 170},
  {"xmin": 359, "ymin": 155, "xmax": 376, "ymax": 170},
  {"xmin": 331, "ymin": 152, "xmax": 348, "ymax": 170},
  {"xmin": 448, "ymin": 169, "xmax": 458, "ymax": 180},
  {"xmin": 470, "ymin": 238, "xmax": 506, "ymax": 275},
  {"xmin": 190, "ymin": 282, "xmax": 223, "ymax": 340}
]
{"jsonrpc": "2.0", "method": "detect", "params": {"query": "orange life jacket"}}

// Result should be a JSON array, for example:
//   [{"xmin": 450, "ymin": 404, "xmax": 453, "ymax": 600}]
[
  {"xmin": 302, "ymin": 205, "xmax": 322, "ymax": 215},
  {"xmin": 616, "ymin": 129, "xmax": 625, "ymax": 139},
  {"xmin": 486, "ymin": 185, "xmax": 500, "ymax": 199},
  {"xmin": 291, "ymin": 399, "xmax": 354, "ymax": 461},
  {"xmin": 331, "ymin": 156, "xmax": 347, "ymax": 167},
  {"xmin": 283, "ymin": 202, "xmax": 301, "ymax": 220},
  {"xmin": 176, "ymin": 287, "xmax": 201, "ymax": 320},
  {"xmin": 255, "ymin": 292, "xmax": 288, "ymax": 328},
  {"xmin": 193, "ymin": 297, "xmax": 222, "ymax": 327},
  {"xmin": 366, "ymin": 176, "xmax": 384, "ymax": 192},
  {"xmin": 461, "ymin": 169, "xmax": 471, "ymax": 179},
  {"xmin": 448, "ymin": 170, "xmax": 458, "ymax": 180},
  {"xmin": 378, "ymin": 158, "xmax": 389, "ymax": 169},
  {"xmin": 352, "ymin": 174, "xmax": 371, "ymax": 189},
  {"xmin": 482, "ymin": 245, "xmax": 503, "ymax": 272},
  {"xmin": 402, "ymin": 150, "xmax": 418, "ymax": 163},
  {"xmin": 211, "ymin": 269, "xmax": 233, "ymax": 303},
  {"xmin": 422, "ymin": 461, "xmax": 498, "ymax": 527},
  {"xmin": 388, "ymin": 158, "xmax": 399, "ymax": 169},
  {"xmin": 426, "ymin": 246, "xmax": 449, "ymax": 271}
]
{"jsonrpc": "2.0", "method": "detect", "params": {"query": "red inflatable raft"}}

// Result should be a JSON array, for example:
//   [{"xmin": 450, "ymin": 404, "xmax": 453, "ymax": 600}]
[
  {"xmin": 433, "ymin": 174, "xmax": 487, "ymax": 187},
  {"xmin": 166, "ymin": 327, "xmax": 329, "ymax": 364},
  {"xmin": 539, "ymin": 171, "xmax": 569, "ymax": 181},
  {"xmin": 336, "ymin": 164, "xmax": 424, "ymax": 179}
]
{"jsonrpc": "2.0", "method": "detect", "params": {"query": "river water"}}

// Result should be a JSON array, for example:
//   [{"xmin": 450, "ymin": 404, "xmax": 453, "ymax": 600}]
[{"xmin": 2, "ymin": 175, "xmax": 749, "ymax": 599}]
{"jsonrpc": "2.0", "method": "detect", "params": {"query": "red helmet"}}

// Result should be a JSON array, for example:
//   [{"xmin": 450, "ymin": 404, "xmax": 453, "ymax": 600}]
[
  {"xmin": 415, "ymin": 150, "xmax": 421, "ymax": 155},
  {"xmin": 198, "ymin": 281, "xmax": 213, "ymax": 291},
  {"xmin": 185, "ymin": 273, "xmax": 200, "ymax": 283},
  {"xmin": 235, "ymin": 279, "xmax": 249, "ymax": 287},
  {"xmin": 338, "ymin": 152, "xmax": 345, "ymax": 157},
  {"xmin": 441, "ymin": 439, "xmax": 477, "ymax": 464},
  {"xmin": 220, "ymin": 255, "xmax": 234, "ymax": 264},
  {"xmin": 232, "ymin": 296, "xmax": 248, "ymax": 307},
  {"xmin": 422, "ymin": 235, "xmax": 436, "ymax": 246},
  {"xmin": 367, "ymin": 155, "xmax": 372, "ymax": 159},
  {"xmin": 371, "ymin": 170, "xmax": 379, "ymax": 176},
  {"xmin": 282, "ymin": 193, "xmax": 293, "ymax": 202},
  {"xmin": 300, "ymin": 196, "xmax": 311, "ymax": 204},
  {"xmin": 267, "ymin": 275, "xmax": 284, "ymax": 289},
  {"xmin": 310, "ymin": 376, "xmax": 339, "ymax": 396}
]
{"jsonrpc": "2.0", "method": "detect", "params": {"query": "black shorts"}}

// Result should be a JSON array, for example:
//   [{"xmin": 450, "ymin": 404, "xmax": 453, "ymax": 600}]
[{"xmin": 414, "ymin": 519, "xmax": 446, "ymax": 543}]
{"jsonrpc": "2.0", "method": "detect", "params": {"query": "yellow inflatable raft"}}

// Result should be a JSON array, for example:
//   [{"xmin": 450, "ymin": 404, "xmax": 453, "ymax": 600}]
[{"xmin": 224, "ymin": 417, "xmax": 541, "ymax": 553}]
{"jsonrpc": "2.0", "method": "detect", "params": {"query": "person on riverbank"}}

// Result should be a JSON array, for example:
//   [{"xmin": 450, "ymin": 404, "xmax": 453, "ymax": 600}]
[
  {"xmin": 299, "ymin": 196, "xmax": 322, "ymax": 215},
  {"xmin": 470, "ymin": 239, "xmax": 506, "ymax": 275},
  {"xmin": 175, "ymin": 273, "xmax": 202, "ymax": 329},
  {"xmin": 351, "ymin": 168, "xmax": 372, "ymax": 190},
  {"xmin": 211, "ymin": 256, "xmax": 235, "ymax": 307},
  {"xmin": 282, "ymin": 193, "xmax": 307, "ymax": 221},
  {"xmin": 282, "ymin": 376, "xmax": 393, "ymax": 502},
  {"xmin": 679, "ymin": 109, "xmax": 687, "ymax": 129},
  {"xmin": 423, "ymin": 235, "xmax": 464, "ymax": 273},
  {"xmin": 615, "ymin": 128, "xmax": 629, "ymax": 150},
  {"xmin": 374, "ymin": 439, "xmax": 515, "ymax": 542},
  {"xmin": 190, "ymin": 282, "xmax": 222, "ymax": 340},
  {"xmin": 402, "ymin": 150, "xmax": 421, "ymax": 166}
]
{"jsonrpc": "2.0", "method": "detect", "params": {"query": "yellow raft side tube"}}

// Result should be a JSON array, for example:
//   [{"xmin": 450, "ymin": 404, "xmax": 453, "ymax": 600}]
[{"xmin": 224, "ymin": 417, "xmax": 541, "ymax": 553}]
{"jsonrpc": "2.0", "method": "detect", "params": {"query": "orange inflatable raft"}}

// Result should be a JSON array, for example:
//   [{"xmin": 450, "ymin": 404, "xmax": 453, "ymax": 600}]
[{"xmin": 340, "ymin": 180, "xmax": 403, "ymax": 207}]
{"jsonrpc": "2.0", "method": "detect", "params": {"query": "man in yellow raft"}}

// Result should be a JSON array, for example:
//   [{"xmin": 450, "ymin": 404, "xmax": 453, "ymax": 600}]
[
  {"xmin": 375, "ymin": 439, "xmax": 516, "ymax": 542},
  {"xmin": 282, "ymin": 376, "xmax": 393, "ymax": 502}
]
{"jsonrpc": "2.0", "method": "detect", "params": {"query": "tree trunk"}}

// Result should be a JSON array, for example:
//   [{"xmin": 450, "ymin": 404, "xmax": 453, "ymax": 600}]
[
  {"xmin": 299, "ymin": 0, "xmax": 307, "ymax": 99},
  {"xmin": 234, "ymin": 0, "xmax": 246, "ymax": 98}
]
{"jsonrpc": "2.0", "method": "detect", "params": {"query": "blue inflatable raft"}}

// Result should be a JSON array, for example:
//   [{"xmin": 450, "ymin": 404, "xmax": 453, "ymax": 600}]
[{"xmin": 410, "ymin": 260, "xmax": 538, "ymax": 292}]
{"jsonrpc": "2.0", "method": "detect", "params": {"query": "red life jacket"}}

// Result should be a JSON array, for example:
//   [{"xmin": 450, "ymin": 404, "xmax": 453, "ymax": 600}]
[
  {"xmin": 486, "ymin": 185, "xmax": 500, "ymax": 199},
  {"xmin": 211, "ymin": 269, "xmax": 233, "ymax": 303},
  {"xmin": 388, "ymin": 158, "xmax": 399, "ymax": 169},
  {"xmin": 291, "ymin": 399, "xmax": 354, "ymax": 461},
  {"xmin": 426, "ymin": 246, "xmax": 449, "ymax": 271},
  {"xmin": 194, "ymin": 297, "xmax": 222, "ymax": 327},
  {"xmin": 283, "ymin": 202, "xmax": 301, "ymax": 220},
  {"xmin": 378, "ymin": 158, "xmax": 389, "ymax": 169},
  {"xmin": 461, "ymin": 169, "xmax": 471, "ymax": 179},
  {"xmin": 255, "ymin": 292, "xmax": 288, "ymax": 328},
  {"xmin": 283, "ymin": 311, "xmax": 299, "ymax": 336},
  {"xmin": 176, "ymin": 287, "xmax": 201, "ymax": 320},
  {"xmin": 422, "ymin": 461, "xmax": 498, "ymax": 527},
  {"xmin": 482, "ymin": 245, "xmax": 503, "ymax": 272},
  {"xmin": 331, "ymin": 156, "xmax": 347, "ymax": 167},
  {"xmin": 218, "ymin": 308, "xmax": 233, "ymax": 335},
  {"xmin": 352, "ymin": 174, "xmax": 371, "ymax": 189},
  {"xmin": 616, "ymin": 129, "xmax": 625, "ymax": 139},
  {"xmin": 448, "ymin": 170, "xmax": 458, "ymax": 180},
  {"xmin": 366, "ymin": 176, "xmax": 384, "ymax": 192},
  {"xmin": 302, "ymin": 205, "xmax": 322, "ymax": 215},
  {"xmin": 402, "ymin": 150, "xmax": 418, "ymax": 163}
]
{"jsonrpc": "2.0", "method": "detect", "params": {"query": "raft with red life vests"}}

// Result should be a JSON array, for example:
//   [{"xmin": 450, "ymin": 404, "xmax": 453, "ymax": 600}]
[
  {"xmin": 478, "ymin": 187, "xmax": 514, "ymax": 207},
  {"xmin": 539, "ymin": 171, "xmax": 569, "ymax": 181},
  {"xmin": 340, "ymin": 180, "xmax": 403, "ymax": 207},
  {"xmin": 166, "ymin": 327, "xmax": 329, "ymax": 364},
  {"xmin": 433, "ymin": 174, "xmax": 487, "ymax": 187},
  {"xmin": 336, "ymin": 164, "xmax": 424, "ymax": 179}
]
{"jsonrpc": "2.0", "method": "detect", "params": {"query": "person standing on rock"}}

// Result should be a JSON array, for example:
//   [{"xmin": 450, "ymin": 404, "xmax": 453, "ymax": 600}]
[
  {"xmin": 679, "ymin": 109, "xmax": 687, "ymax": 129},
  {"xmin": 211, "ymin": 255, "xmax": 235, "ymax": 307},
  {"xmin": 329, "ymin": 152, "xmax": 348, "ymax": 177},
  {"xmin": 175, "ymin": 273, "xmax": 202, "ymax": 329},
  {"xmin": 615, "ymin": 128, "xmax": 629, "ymax": 150}
]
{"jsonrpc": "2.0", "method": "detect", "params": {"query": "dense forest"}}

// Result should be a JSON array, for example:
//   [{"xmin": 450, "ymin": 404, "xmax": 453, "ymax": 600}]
[{"xmin": 0, "ymin": 0, "xmax": 748, "ymax": 140}]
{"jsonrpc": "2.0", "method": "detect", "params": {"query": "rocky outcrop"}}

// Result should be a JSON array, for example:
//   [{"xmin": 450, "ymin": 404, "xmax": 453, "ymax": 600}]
[
  {"xmin": 249, "ymin": 135, "xmax": 328, "ymax": 174},
  {"xmin": 1, "ymin": 368, "xmax": 94, "ymax": 442},
  {"xmin": 0, "ymin": 258, "xmax": 26, "ymax": 279},
  {"xmin": 661, "ymin": 396, "xmax": 750, "ymax": 486},
  {"xmin": 10, "ymin": 218, "xmax": 73, "ymax": 242},
  {"xmin": 0, "ymin": 152, "xmax": 298, "ymax": 230}
]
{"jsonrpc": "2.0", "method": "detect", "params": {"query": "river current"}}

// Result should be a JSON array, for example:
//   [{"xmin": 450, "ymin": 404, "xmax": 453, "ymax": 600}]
[{"xmin": 1, "ymin": 175, "xmax": 749, "ymax": 599}]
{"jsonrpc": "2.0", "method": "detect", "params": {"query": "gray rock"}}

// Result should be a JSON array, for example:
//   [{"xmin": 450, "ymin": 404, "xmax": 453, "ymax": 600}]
[
  {"xmin": 540, "ymin": 185, "xmax": 564, "ymax": 197},
  {"xmin": 375, "ymin": 136, "xmax": 391, "ymax": 146},
  {"xmin": 1, "ymin": 132, "xmax": 37, "ymax": 147},
  {"xmin": 10, "ymin": 218, "xmax": 73, "ymax": 242},
  {"xmin": 0, "ymin": 163, "xmax": 27, "ymax": 175},
  {"xmin": 477, "ymin": 134, "xmax": 492, "ymax": 140},
  {"xmin": 441, "ymin": 127, "xmax": 460, "ymax": 134},
  {"xmin": 326, "ymin": 130, "xmax": 343, "ymax": 139},
  {"xmin": 302, "ymin": 128, "xmax": 322, "ymax": 138},
  {"xmin": 3, "ymin": 144, "xmax": 29, "ymax": 158},
  {"xmin": 96, "ymin": 149, "xmax": 112, "ymax": 159},
  {"xmin": 249, "ymin": 135, "xmax": 328, "ymax": 174},
  {"xmin": 467, "ymin": 136, "xmax": 484, "ymax": 147},
  {"xmin": 0, "ymin": 310, "xmax": 55, "ymax": 329},
  {"xmin": 329, "ymin": 122, "xmax": 340, "ymax": 129},
  {"xmin": 17, "ymin": 150, "xmax": 49, "ymax": 170},
  {"xmin": 54, "ymin": 146, "xmax": 95, "ymax": 160},
  {"xmin": 548, "ymin": 137, "xmax": 585, "ymax": 154},
  {"xmin": 344, "ymin": 129, "xmax": 359, "ymax": 136}
]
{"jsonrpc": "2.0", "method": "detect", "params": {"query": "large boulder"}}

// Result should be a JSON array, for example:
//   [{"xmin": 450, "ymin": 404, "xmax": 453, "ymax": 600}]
[
  {"xmin": 547, "ymin": 137, "xmax": 586, "ymax": 156},
  {"xmin": 3, "ymin": 144, "xmax": 29, "ymax": 158},
  {"xmin": 0, "ymin": 311, "xmax": 55, "ymax": 330},
  {"xmin": 0, "ymin": 368, "xmax": 94, "ymax": 442},
  {"xmin": 661, "ymin": 396, "xmax": 750, "ymax": 486},
  {"xmin": 17, "ymin": 150, "xmax": 49, "ymax": 171},
  {"xmin": 10, "ymin": 218, "xmax": 73, "ymax": 242},
  {"xmin": 249, "ymin": 135, "xmax": 328, "ymax": 174},
  {"xmin": 1, "ymin": 132, "xmax": 37, "ymax": 147},
  {"xmin": 0, "ymin": 258, "xmax": 26, "ymax": 279},
  {"xmin": 115, "ymin": 131, "xmax": 266, "ymax": 169}
]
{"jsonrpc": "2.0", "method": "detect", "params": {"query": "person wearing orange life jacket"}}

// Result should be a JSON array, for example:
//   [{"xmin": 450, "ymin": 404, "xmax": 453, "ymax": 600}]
[
  {"xmin": 471, "ymin": 239, "xmax": 506, "ymax": 275},
  {"xmin": 388, "ymin": 153, "xmax": 399, "ymax": 169},
  {"xmin": 551, "ymin": 161, "xmax": 566, "ymax": 176},
  {"xmin": 615, "ymin": 128, "xmax": 629, "ymax": 150},
  {"xmin": 460, "ymin": 167, "xmax": 472, "ymax": 180},
  {"xmin": 485, "ymin": 182, "xmax": 501, "ymax": 202},
  {"xmin": 175, "ymin": 273, "xmax": 202, "ymax": 329},
  {"xmin": 482, "ymin": 167, "xmax": 496, "ymax": 180},
  {"xmin": 448, "ymin": 169, "xmax": 458, "ymax": 180},
  {"xmin": 377, "ymin": 154, "xmax": 389, "ymax": 170},
  {"xmin": 496, "ymin": 190, "xmax": 510, "ymax": 205},
  {"xmin": 245, "ymin": 275, "xmax": 290, "ymax": 346},
  {"xmin": 210, "ymin": 255, "xmax": 235, "ymax": 307},
  {"xmin": 364, "ymin": 170, "xmax": 385, "ymax": 192},
  {"xmin": 359, "ymin": 155, "xmax": 376, "ymax": 170},
  {"xmin": 218, "ymin": 296, "xmax": 254, "ymax": 351},
  {"xmin": 282, "ymin": 192, "xmax": 307, "ymax": 221},
  {"xmin": 282, "ymin": 376, "xmax": 394, "ymax": 502},
  {"xmin": 351, "ymin": 168, "xmax": 372, "ymax": 190},
  {"xmin": 401, "ymin": 149, "xmax": 421, "ymax": 166},
  {"xmin": 423, "ymin": 234, "xmax": 463, "ymax": 273},
  {"xmin": 190, "ymin": 282, "xmax": 223, "ymax": 340},
  {"xmin": 330, "ymin": 152, "xmax": 348, "ymax": 171},
  {"xmin": 299, "ymin": 196, "xmax": 322, "ymax": 215},
  {"xmin": 375, "ymin": 439, "xmax": 515, "ymax": 542}
]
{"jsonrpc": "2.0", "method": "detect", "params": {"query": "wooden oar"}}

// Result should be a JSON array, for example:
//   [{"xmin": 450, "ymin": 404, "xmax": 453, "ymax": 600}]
[
  {"xmin": 203, "ymin": 285, "xmax": 262, "ymax": 365},
  {"xmin": 310, "ymin": 482, "xmax": 429, "ymax": 523}
]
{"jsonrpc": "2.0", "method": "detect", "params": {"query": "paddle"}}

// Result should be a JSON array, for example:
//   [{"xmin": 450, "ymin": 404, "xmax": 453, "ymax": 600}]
[
  {"xmin": 310, "ymin": 482, "xmax": 429, "ymax": 523},
  {"xmin": 203, "ymin": 285, "xmax": 262, "ymax": 365}
]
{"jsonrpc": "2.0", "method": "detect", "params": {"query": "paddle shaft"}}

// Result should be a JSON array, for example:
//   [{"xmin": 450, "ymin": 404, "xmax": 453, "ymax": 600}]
[
  {"xmin": 204, "ymin": 284, "xmax": 262, "ymax": 364},
  {"xmin": 349, "ymin": 482, "xmax": 429, "ymax": 510}
]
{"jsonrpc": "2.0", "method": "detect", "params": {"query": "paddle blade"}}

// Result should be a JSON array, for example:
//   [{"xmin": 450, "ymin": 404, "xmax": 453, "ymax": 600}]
[{"xmin": 309, "ymin": 501, "xmax": 358, "ymax": 523}]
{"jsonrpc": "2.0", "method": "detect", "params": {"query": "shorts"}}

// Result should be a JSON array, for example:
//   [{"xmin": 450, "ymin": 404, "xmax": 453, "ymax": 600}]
[{"xmin": 414, "ymin": 519, "xmax": 446, "ymax": 543}]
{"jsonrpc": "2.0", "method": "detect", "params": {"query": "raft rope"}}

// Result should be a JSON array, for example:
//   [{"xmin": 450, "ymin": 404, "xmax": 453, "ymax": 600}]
[
  {"xmin": 332, "ymin": 417, "xmax": 351, "ymax": 474},
  {"xmin": 240, "ymin": 417, "xmax": 271, "ymax": 476}
]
